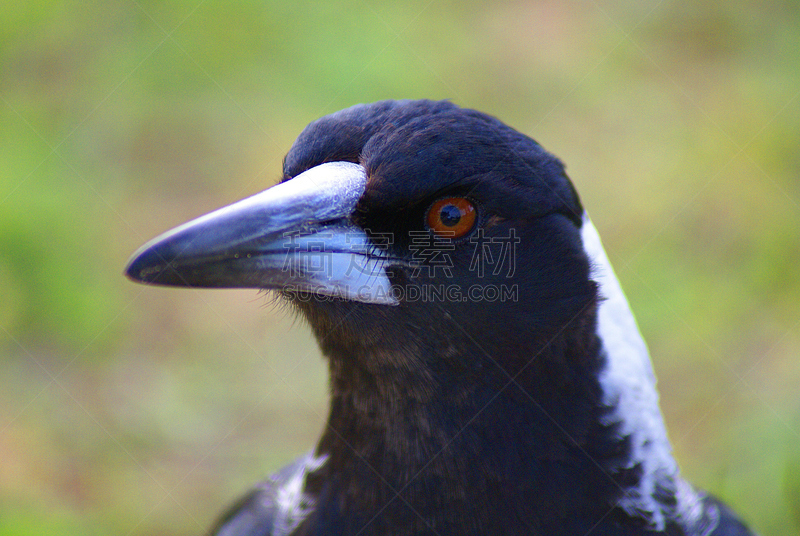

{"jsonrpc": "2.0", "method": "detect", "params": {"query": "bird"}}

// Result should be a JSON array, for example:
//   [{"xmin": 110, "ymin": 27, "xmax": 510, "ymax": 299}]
[{"xmin": 125, "ymin": 100, "xmax": 755, "ymax": 536}]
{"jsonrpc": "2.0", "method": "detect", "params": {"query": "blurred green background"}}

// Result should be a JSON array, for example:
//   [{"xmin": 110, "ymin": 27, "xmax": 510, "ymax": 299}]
[{"xmin": 2, "ymin": 1, "xmax": 799, "ymax": 534}]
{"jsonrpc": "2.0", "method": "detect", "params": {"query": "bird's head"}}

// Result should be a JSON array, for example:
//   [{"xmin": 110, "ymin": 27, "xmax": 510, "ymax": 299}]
[{"xmin": 126, "ymin": 100, "xmax": 599, "ymax": 376}]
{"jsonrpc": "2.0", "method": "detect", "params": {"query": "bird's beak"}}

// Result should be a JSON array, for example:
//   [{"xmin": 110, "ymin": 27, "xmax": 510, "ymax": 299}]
[{"xmin": 125, "ymin": 161, "xmax": 398, "ymax": 305}]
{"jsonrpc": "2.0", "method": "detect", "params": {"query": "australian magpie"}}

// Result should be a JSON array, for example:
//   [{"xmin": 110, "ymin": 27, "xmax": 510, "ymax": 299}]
[{"xmin": 126, "ymin": 100, "xmax": 755, "ymax": 536}]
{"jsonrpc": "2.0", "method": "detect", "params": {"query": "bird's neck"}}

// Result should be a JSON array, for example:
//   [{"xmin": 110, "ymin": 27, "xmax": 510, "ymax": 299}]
[{"xmin": 297, "ymin": 303, "xmax": 641, "ymax": 535}]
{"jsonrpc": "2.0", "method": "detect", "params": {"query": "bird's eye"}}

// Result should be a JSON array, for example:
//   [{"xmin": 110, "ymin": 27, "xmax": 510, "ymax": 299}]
[{"xmin": 426, "ymin": 197, "xmax": 477, "ymax": 238}]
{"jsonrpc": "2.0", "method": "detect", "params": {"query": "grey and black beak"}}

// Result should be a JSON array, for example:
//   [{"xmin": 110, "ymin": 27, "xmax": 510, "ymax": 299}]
[{"xmin": 125, "ymin": 162, "xmax": 398, "ymax": 305}]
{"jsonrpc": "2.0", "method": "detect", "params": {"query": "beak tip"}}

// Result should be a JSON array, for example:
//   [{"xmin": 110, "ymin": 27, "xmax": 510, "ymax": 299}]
[
  {"xmin": 124, "ymin": 267, "xmax": 140, "ymax": 283},
  {"xmin": 124, "ymin": 253, "xmax": 145, "ymax": 283},
  {"xmin": 124, "ymin": 245, "xmax": 170, "ymax": 285}
]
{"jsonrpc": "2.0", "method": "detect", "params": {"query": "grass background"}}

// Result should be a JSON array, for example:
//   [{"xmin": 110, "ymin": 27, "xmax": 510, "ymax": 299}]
[{"xmin": 2, "ymin": 1, "xmax": 799, "ymax": 534}]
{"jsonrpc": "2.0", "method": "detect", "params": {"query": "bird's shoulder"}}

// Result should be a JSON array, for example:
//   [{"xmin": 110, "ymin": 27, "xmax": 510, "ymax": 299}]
[
  {"xmin": 208, "ymin": 453, "xmax": 325, "ymax": 536},
  {"xmin": 704, "ymin": 494, "xmax": 757, "ymax": 536}
]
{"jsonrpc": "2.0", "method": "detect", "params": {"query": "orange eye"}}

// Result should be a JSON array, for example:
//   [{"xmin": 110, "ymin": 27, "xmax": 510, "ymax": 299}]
[{"xmin": 426, "ymin": 197, "xmax": 477, "ymax": 238}]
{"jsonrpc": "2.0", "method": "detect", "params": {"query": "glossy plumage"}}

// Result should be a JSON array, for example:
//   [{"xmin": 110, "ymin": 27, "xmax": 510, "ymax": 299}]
[{"xmin": 126, "ymin": 100, "xmax": 755, "ymax": 536}]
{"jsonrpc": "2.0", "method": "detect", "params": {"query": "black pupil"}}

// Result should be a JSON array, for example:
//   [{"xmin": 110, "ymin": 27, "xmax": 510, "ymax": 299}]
[{"xmin": 440, "ymin": 204, "xmax": 462, "ymax": 227}]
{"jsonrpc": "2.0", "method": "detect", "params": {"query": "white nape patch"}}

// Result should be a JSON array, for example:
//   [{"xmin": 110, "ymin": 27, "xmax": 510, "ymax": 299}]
[
  {"xmin": 274, "ymin": 453, "xmax": 327, "ymax": 535},
  {"xmin": 580, "ymin": 214, "xmax": 680, "ymax": 530},
  {"xmin": 675, "ymin": 479, "xmax": 720, "ymax": 536}
]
